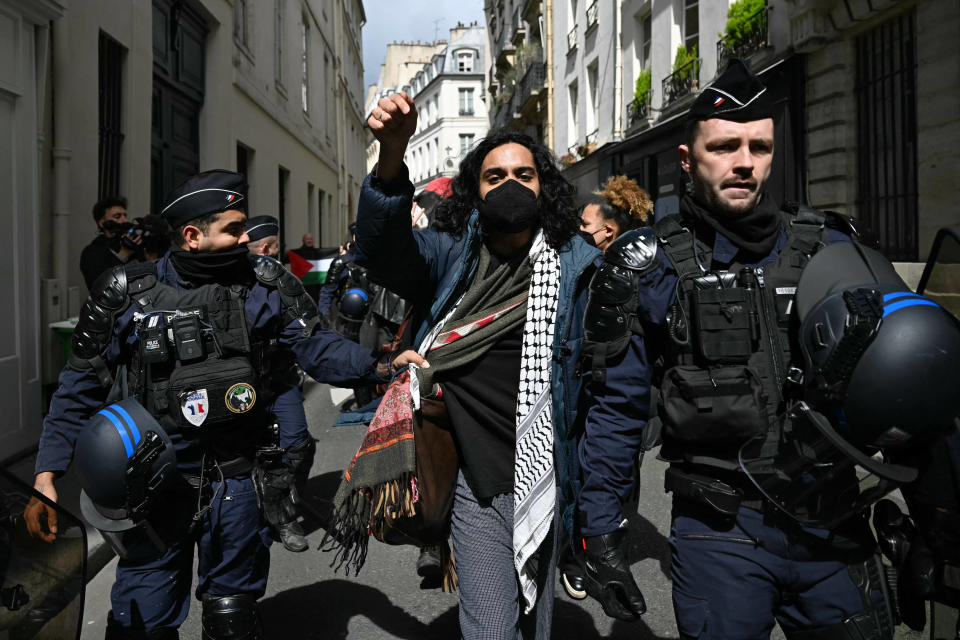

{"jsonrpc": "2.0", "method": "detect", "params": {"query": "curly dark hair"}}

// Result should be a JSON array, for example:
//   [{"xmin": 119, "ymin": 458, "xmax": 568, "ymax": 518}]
[{"xmin": 431, "ymin": 129, "xmax": 579, "ymax": 249}]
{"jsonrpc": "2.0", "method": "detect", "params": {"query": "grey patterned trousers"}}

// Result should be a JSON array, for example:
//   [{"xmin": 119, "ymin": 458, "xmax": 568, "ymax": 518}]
[{"xmin": 450, "ymin": 470, "xmax": 557, "ymax": 640}]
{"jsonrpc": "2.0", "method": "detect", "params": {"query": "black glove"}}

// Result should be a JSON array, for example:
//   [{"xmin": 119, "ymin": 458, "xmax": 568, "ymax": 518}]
[
  {"xmin": 582, "ymin": 527, "xmax": 647, "ymax": 621},
  {"xmin": 253, "ymin": 465, "xmax": 298, "ymax": 527}
]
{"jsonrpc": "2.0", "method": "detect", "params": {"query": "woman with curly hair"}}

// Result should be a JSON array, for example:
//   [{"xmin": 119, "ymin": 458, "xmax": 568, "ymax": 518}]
[
  {"xmin": 579, "ymin": 175, "xmax": 654, "ymax": 252},
  {"xmin": 356, "ymin": 93, "xmax": 601, "ymax": 639}
]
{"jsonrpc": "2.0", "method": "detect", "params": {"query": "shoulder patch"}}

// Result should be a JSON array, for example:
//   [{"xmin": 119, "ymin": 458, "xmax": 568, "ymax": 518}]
[{"xmin": 606, "ymin": 227, "xmax": 659, "ymax": 273}]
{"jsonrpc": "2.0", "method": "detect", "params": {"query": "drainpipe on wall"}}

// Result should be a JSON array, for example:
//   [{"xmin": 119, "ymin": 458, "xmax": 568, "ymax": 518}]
[
  {"xmin": 545, "ymin": 0, "xmax": 554, "ymax": 151},
  {"xmin": 51, "ymin": 7, "xmax": 71, "ymax": 290},
  {"xmin": 613, "ymin": 0, "xmax": 623, "ymax": 141}
]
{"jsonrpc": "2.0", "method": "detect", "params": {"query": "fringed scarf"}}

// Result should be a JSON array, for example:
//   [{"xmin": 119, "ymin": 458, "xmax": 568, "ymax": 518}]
[
  {"xmin": 321, "ymin": 241, "xmax": 537, "ymax": 591},
  {"xmin": 322, "ymin": 231, "xmax": 562, "ymax": 611}
]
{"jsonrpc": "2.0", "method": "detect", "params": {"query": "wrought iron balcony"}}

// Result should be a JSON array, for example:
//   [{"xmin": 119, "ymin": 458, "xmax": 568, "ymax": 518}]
[
  {"xmin": 586, "ymin": 1, "xmax": 598, "ymax": 30},
  {"xmin": 517, "ymin": 61, "xmax": 546, "ymax": 111},
  {"xmin": 662, "ymin": 57, "xmax": 701, "ymax": 107},
  {"xmin": 567, "ymin": 25, "xmax": 577, "ymax": 52},
  {"xmin": 627, "ymin": 91, "xmax": 652, "ymax": 125},
  {"xmin": 717, "ymin": 7, "xmax": 770, "ymax": 70}
]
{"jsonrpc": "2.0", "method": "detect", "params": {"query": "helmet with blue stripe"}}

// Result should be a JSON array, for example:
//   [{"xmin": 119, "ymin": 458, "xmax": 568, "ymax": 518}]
[
  {"xmin": 75, "ymin": 398, "xmax": 181, "ymax": 560},
  {"xmin": 795, "ymin": 241, "xmax": 960, "ymax": 446},
  {"xmin": 739, "ymin": 241, "xmax": 960, "ymax": 529}
]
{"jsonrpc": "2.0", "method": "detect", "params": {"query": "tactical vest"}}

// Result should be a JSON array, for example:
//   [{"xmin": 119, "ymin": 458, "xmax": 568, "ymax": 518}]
[
  {"xmin": 65, "ymin": 254, "xmax": 320, "ymax": 441},
  {"xmin": 122, "ymin": 264, "xmax": 272, "ymax": 436},
  {"xmin": 653, "ymin": 205, "xmax": 834, "ymax": 472}
]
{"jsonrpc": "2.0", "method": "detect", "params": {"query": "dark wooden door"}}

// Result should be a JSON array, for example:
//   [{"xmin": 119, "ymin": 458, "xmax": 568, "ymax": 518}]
[{"xmin": 151, "ymin": 0, "xmax": 207, "ymax": 215}]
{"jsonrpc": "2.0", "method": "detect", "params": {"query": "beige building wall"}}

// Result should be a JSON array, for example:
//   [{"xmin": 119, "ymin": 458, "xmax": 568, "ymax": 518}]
[
  {"xmin": 794, "ymin": 0, "xmax": 960, "ymax": 263},
  {"xmin": 0, "ymin": 0, "xmax": 366, "ymax": 451}
]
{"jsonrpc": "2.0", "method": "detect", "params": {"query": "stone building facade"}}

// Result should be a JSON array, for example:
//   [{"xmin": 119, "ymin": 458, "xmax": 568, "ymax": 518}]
[{"xmin": 0, "ymin": 0, "xmax": 367, "ymax": 454}]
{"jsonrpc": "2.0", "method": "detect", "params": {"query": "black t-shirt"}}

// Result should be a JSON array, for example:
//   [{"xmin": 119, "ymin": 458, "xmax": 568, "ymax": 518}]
[
  {"xmin": 439, "ymin": 249, "xmax": 530, "ymax": 499},
  {"xmin": 441, "ymin": 323, "xmax": 523, "ymax": 498}
]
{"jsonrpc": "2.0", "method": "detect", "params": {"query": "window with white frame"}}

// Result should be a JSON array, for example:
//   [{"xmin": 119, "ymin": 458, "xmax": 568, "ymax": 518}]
[
  {"xmin": 274, "ymin": 0, "xmax": 285, "ymax": 87},
  {"xmin": 235, "ymin": 0, "xmax": 251, "ymax": 49},
  {"xmin": 587, "ymin": 61, "xmax": 599, "ymax": 134},
  {"xmin": 459, "ymin": 133, "xmax": 475, "ymax": 157},
  {"xmin": 683, "ymin": 0, "xmax": 699, "ymax": 53},
  {"xmin": 459, "ymin": 88, "xmax": 475, "ymax": 115},
  {"xmin": 567, "ymin": 81, "xmax": 578, "ymax": 148},
  {"xmin": 635, "ymin": 12, "xmax": 651, "ymax": 71},
  {"xmin": 300, "ymin": 16, "xmax": 309, "ymax": 114},
  {"xmin": 457, "ymin": 50, "xmax": 474, "ymax": 72}
]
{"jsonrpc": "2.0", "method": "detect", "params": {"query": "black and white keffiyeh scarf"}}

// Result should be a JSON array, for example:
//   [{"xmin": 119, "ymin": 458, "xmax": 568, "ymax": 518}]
[{"xmin": 512, "ymin": 231, "xmax": 559, "ymax": 612}]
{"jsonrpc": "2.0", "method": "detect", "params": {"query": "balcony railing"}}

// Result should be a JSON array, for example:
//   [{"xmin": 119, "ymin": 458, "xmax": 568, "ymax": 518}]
[
  {"xmin": 662, "ymin": 58, "xmax": 702, "ymax": 107},
  {"xmin": 567, "ymin": 25, "xmax": 577, "ymax": 52},
  {"xmin": 517, "ymin": 60, "xmax": 546, "ymax": 110},
  {"xmin": 586, "ymin": 1, "xmax": 598, "ymax": 30},
  {"xmin": 627, "ymin": 90, "xmax": 652, "ymax": 125},
  {"xmin": 717, "ymin": 7, "xmax": 770, "ymax": 70}
]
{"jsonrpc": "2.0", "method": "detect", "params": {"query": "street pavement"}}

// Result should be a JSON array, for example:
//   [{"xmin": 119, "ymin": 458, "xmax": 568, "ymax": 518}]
[{"xmin": 78, "ymin": 378, "xmax": 928, "ymax": 639}]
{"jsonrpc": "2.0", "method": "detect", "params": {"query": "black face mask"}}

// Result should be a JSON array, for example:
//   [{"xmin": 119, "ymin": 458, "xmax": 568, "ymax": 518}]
[
  {"xmin": 169, "ymin": 244, "xmax": 254, "ymax": 286},
  {"xmin": 101, "ymin": 220, "xmax": 132, "ymax": 234},
  {"xmin": 477, "ymin": 179, "xmax": 540, "ymax": 234},
  {"xmin": 578, "ymin": 229, "xmax": 599, "ymax": 248}
]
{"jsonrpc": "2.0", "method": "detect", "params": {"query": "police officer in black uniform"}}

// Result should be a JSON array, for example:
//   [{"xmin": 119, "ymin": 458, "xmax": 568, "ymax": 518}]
[
  {"xmin": 25, "ymin": 170, "xmax": 426, "ymax": 639},
  {"xmin": 577, "ymin": 61, "xmax": 960, "ymax": 638}
]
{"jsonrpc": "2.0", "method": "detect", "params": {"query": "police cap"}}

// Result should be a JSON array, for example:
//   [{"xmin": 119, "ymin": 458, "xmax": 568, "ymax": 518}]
[
  {"xmin": 245, "ymin": 215, "xmax": 279, "ymax": 242},
  {"xmin": 161, "ymin": 169, "xmax": 247, "ymax": 229},
  {"xmin": 687, "ymin": 58, "xmax": 774, "ymax": 124}
]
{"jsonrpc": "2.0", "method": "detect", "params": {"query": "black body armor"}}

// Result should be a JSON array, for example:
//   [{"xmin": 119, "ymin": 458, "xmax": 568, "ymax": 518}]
[
  {"xmin": 654, "ymin": 204, "xmax": 835, "ymax": 472},
  {"xmin": 70, "ymin": 256, "xmax": 319, "ymax": 440}
]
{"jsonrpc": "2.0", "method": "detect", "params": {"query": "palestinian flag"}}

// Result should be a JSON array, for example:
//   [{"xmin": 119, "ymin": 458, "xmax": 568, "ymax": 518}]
[{"xmin": 288, "ymin": 248, "xmax": 337, "ymax": 285}]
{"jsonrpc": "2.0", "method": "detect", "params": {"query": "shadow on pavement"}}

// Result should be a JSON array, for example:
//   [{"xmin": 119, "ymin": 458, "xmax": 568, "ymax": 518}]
[
  {"xmin": 259, "ymin": 579, "xmax": 457, "ymax": 639},
  {"xmin": 624, "ymin": 512, "xmax": 672, "ymax": 578},
  {"xmin": 260, "ymin": 579, "xmax": 676, "ymax": 639},
  {"xmin": 553, "ymin": 598, "xmax": 677, "ymax": 639},
  {"xmin": 298, "ymin": 470, "xmax": 346, "ymax": 536}
]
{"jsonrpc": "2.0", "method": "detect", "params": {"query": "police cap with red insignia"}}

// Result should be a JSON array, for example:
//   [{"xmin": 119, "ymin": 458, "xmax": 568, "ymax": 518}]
[
  {"xmin": 160, "ymin": 169, "xmax": 247, "ymax": 228},
  {"xmin": 687, "ymin": 58, "xmax": 774, "ymax": 123}
]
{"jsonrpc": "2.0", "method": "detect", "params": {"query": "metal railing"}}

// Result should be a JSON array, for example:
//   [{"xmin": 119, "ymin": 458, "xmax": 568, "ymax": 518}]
[
  {"xmin": 517, "ymin": 60, "xmax": 546, "ymax": 109},
  {"xmin": 662, "ymin": 57, "xmax": 701, "ymax": 107},
  {"xmin": 717, "ymin": 7, "xmax": 769, "ymax": 70},
  {"xmin": 586, "ymin": 1, "xmax": 598, "ymax": 29},
  {"xmin": 627, "ymin": 90, "xmax": 652, "ymax": 125},
  {"xmin": 567, "ymin": 25, "xmax": 577, "ymax": 51}
]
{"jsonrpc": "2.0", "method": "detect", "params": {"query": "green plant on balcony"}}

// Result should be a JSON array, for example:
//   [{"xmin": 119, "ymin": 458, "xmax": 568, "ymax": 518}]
[
  {"xmin": 514, "ymin": 43, "xmax": 543, "ymax": 79},
  {"xmin": 633, "ymin": 68, "xmax": 651, "ymax": 106},
  {"xmin": 673, "ymin": 44, "xmax": 699, "ymax": 77},
  {"xmin": 559, "ymin": 152, "xmax": 577, "ymax": 167},
  {"xmin": 720, "ymin": 0, "xmax": 766, "ymax": 49},
  {"xmin": 576, "ymin": 142, "xmax": 596, "ymax": 158}
]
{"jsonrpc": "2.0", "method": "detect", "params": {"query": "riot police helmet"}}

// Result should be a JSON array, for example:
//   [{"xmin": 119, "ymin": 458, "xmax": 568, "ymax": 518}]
[
  {"xmin": 75, "ymin": 398, "xmax": 184, "ymax": 560},
  {"xmin": 739, "ymin": 241, "xmax": 960, "ymax": 528},
  {"xmin": 339, "ymin": 288, "xmax": 370, "ymax": 321},
  {"xmin": 795, "ymin": 241, "xmax": 960, "ymax": 447}
]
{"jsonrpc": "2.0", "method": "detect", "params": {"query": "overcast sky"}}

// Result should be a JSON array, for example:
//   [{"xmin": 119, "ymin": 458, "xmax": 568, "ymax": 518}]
[{"xmin": 361, "ymin": 0, "xmax": 486, "ymax": 89}]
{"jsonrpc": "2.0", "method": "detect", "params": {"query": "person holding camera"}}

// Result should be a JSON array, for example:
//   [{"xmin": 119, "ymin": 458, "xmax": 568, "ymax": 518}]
[{"xmin": 80, "ymin": 196, "xmax": 143, "ymax": 290}]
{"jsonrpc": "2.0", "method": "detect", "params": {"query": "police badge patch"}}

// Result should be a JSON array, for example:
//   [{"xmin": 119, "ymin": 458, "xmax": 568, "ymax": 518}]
[
  {"xmin": 225, "ymin": 383, "xmax": 256, "ymax": 414},
  {"xmin": 181, "ymin": 389, "xmax": 209, "ymax": 426}
]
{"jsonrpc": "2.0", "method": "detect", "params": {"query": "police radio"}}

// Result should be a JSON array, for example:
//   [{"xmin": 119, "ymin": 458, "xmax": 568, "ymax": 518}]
[{"xmin": 171, "ymin": 315, "xmax": 204, "ymax": 362}]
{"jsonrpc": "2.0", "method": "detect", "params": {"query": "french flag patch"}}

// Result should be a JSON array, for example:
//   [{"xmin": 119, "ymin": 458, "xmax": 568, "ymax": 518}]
[
  {"xmin": 226, "ymin": 194, "xmax": 236, "ymax": 203},
  {"xmin": 713, "ymin": 96, "xmax": 725, "ymax": 107}
]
